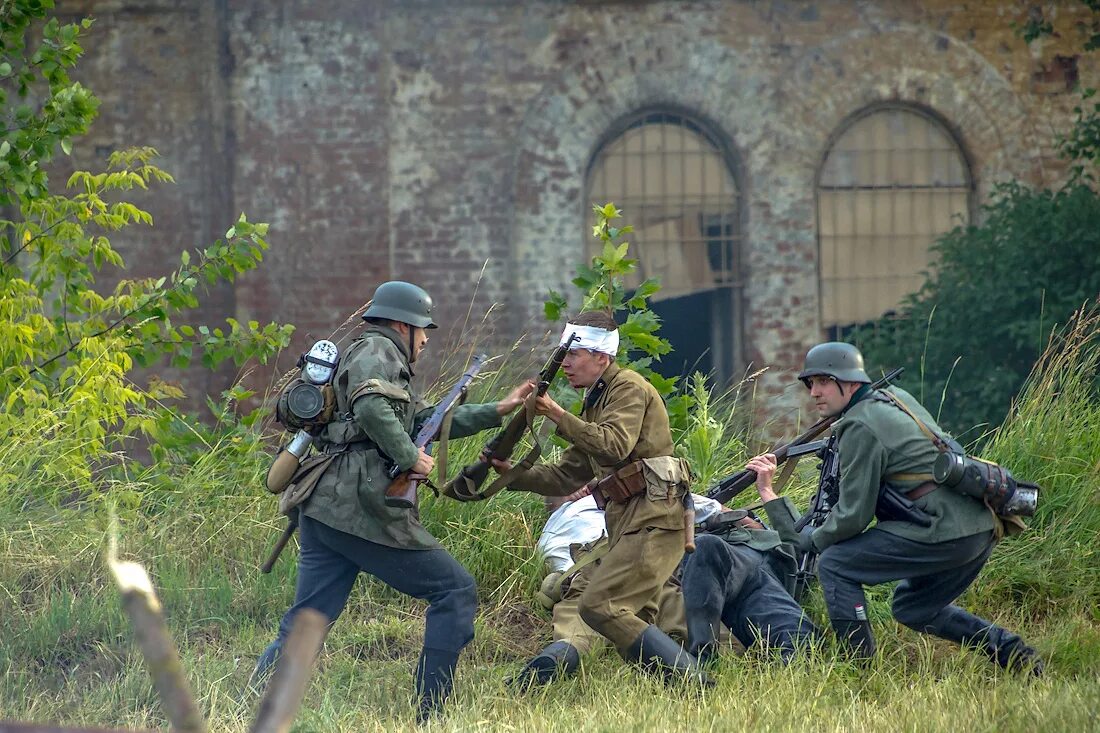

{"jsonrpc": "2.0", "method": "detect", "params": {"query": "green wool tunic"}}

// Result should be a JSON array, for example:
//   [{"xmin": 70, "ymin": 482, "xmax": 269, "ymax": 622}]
[
  {"xmin": 303, "ymin": 326, "xmax": 501, "ymax": 550},
  {"xmin": 765, "ymin": 386, "xmax": 994, "ymax": 551}
]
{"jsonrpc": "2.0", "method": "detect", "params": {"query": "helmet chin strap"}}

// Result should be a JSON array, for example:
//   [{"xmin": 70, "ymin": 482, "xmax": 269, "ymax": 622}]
[{"xmin": 408, "ymin": 327, "xmax": 416, "ymax": 363}]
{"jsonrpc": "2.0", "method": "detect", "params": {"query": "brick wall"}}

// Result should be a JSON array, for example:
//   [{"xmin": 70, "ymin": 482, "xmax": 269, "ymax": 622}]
[{"xmin": 62, "ymin": 0, "xmax": 1097, "ymax": 426}]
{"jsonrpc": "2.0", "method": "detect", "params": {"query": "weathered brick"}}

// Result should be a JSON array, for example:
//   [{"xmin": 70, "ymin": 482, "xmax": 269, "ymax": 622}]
[{"xmin": 63, "ymin": 0, "xmax": 1094, "ymax": 429}]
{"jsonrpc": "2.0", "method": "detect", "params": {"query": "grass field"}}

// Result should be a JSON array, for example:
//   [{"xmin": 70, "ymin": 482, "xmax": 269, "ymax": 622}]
[{"xmin": 1, "ymin": 313, "xmax": 1098, "ymax": 731}]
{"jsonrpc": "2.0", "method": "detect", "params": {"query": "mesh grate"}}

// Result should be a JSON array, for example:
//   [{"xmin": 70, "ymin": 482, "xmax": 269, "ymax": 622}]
[
  {"xmin": 586, "ymin": 112, "xmax": 740, "ymax": 301},
  {"xmin": 817, "ymin": 106, "xmax": 973, "ymax": 331}
]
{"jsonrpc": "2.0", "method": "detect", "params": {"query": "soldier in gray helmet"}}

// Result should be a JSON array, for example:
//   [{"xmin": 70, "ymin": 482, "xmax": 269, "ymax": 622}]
[
  {"xmin": 749, "ymin": 342, "xmax": 1042, "ymax": 674},
  {"xmin": 253, "ymin": 281, "xmax": 533, "ymax": 724}
]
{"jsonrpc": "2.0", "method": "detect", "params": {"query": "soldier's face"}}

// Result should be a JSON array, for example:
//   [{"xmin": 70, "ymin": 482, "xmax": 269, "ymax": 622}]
[
  {"xmin": 411, "ymin": 326, "xmax": 429, "ymax": 361},
  {"xmin": 562, "ymin": 348, "xmax": 610, "ymax": 388},
  {"xmin": 393, "ymin": 322, "xmax": 429, "ymax": 362},
  {"xmin": 807, "ymin": 375, "xmax": 855, "ymax": 417}
]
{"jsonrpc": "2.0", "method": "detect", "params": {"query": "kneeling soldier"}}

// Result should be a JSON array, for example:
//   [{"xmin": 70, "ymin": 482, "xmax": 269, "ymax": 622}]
[
  {"xmin": 754, "ymin": 342, "xmax": 1041, "ymax": 674},
  {"xmin": 494, "ymin": 311, "xmax": 709, "ymax": 685}
]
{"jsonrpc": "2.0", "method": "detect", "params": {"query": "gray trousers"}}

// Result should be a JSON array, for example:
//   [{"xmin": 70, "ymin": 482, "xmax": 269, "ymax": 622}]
[
  {"xmin": 681, "ymin": 535, "xmax": 818, "ymax": 662},
  {"xmin": 817, "ymin": 528, "xmax": 1030, "ymax": 662},
  {"xmin": 254, "ymin": 514, "xmax": 477, "ymax": 679}
]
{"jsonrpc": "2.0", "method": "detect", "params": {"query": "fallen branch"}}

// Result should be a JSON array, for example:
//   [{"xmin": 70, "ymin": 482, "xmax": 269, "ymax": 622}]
[{"xmin": 249, "ymin": 609, "xmax": 328, "ymax": 733}]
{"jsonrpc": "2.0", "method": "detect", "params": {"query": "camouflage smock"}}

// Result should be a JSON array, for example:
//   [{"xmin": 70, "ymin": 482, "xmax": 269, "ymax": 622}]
[{"xmin": 303, "ymin": 325, "xmax": 501, "ymax": 550}]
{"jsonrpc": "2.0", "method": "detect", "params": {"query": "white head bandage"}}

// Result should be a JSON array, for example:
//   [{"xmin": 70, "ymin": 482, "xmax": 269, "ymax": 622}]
[{"xmin": 560, "ymin": 322, "xmax": 619, "ymax": 357}]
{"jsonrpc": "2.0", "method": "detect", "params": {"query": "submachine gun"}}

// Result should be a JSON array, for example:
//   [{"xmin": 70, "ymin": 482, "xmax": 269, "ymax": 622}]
[
  {"xmin": 789, "ymin": 435, "xmax": 838, "ymax": 601},
  {"xmin": 441, "ymin": 333, "xmax": 578, "ymax": 502}
]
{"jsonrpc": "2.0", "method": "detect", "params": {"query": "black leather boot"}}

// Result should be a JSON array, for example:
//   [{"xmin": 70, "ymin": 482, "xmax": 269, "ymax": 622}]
[
  {"xmin": 921, "ymin": 608, "xmax": 1043, "ymax": 677},
  {"xmin": 622, "ymin": 625, "xmax": 713, "ymax": 688},
  {"xmin": 415, "ymin": 647, "xmax": 460, "ymax": 725},
  {"xmin": 507, "ymin": 640, "xmax": 581, "ymax": 690},
  {"xmin": 831, "ymin": 619, "xmax": 876, "ymax": 662}
]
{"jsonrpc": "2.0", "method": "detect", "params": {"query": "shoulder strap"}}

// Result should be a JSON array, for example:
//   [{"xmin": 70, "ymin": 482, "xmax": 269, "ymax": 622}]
[
  {"xmin": 874, "ymin": 390, "xmax": 948, "ymax": 483},
  {"xmin": 876, "ymin": 390, "xmax": 952, "ymax": 453}
]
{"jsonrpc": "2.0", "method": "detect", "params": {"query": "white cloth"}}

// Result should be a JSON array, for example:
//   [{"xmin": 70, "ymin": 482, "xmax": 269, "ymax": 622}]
[
  {"xmin": 536, "ymin": 493, "xmax": 724, "ymax": 572},
  {"xmin": 561, "ymin": 322, "xmax": 619, "ymax": 357},
  {"xmin": 536, "ymin": 495, "xmax": 606, "ymax": 573}
]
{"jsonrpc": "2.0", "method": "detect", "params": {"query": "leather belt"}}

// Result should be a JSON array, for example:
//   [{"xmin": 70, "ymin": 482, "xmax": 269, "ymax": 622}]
[
  {"xmin": 906, "ymin": 481, "xmax": 939, "ymax": 501},
  {"xmin": 322, "ymin": 439, "xmax": 375, "ymax": 455}
]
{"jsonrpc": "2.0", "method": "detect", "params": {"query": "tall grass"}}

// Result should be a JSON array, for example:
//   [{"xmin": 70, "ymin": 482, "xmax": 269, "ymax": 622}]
[{"xmin": 1, "ymin": 306, "xmax": 1098, "ymax": 731}]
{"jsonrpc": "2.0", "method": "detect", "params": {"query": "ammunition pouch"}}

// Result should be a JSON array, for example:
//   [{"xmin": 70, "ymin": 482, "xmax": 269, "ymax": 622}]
[
  {"xmin": 276, "ymin": 378, "xmax": 337, "ymax": 432},
  {"xmin": 592, "ymin": 456, "xmax": 691, "ymax": 505},
  {"xmin": 875, "ymin": 483, "xmax": 934, "ymax": 527}
]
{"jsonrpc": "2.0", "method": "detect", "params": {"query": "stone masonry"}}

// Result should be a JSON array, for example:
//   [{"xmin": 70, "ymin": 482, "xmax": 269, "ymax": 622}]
[{"xmin": 58, "ymin": 0, "xmax": 1097, "ymax": 425}]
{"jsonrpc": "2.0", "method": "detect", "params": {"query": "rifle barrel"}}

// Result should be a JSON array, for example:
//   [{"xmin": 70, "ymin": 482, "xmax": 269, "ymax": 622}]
[{"xmin": 706, "ymin": 366, "xmax": 904, "ymax": 505}]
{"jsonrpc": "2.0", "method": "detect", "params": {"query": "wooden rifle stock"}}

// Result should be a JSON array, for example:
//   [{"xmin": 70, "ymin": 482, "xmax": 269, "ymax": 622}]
[
  {"xmin": 261, "ymin": 517, "xmax": 298, "ymax": 574},
  {"xmin": 384, "ymin": 471, "xmax": 421, "ymax": 510},
  {"xmin": 443, "ymin": 333, "xmax": 578, "ymax": 499},
  {"xmin": 384, "ymin": 355, "xmax": 487, "ymax": 509},
  {"xmin": 706, "ymin": 367, "xmax": 904, "ymax": 505}
]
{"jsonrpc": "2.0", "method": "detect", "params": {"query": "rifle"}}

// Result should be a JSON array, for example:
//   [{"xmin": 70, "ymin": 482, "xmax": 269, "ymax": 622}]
[
  {"xmin": 384, "ymin": 354, "xmax": 488, "ymax": 509},
  {"xmin": 790, "ymin": 434, "xmax": 840, "ymax": 601},
  {"xmin": 261, "ymin": 513, "xmax": 299, "ymax": 574},
  {"xmin": 705, "ymin": 367, "xmax": 903, "ymax": 506},
  {"xmin": 442, "ymin": 333, "xmax": 578, "ymax": 501}
]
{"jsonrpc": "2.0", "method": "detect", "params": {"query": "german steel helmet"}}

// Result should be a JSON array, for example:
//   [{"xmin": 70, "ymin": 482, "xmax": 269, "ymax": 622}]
[
  {"xmin": 362, "ymin": 281, "xmax": 438, "ymax": 329},
  {"xmin": 798, "ymin": 342, "xmax": 871, "ymax": 385}
]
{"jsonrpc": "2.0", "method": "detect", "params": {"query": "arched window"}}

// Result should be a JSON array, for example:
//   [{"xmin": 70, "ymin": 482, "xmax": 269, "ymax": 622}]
[
  {"xmin": 586, "ymin": 111, "xmax": 742, "ymax": 382},
  {"xmin": 817, "ymin": 106, "xmax": 973, "ymax": 334}
]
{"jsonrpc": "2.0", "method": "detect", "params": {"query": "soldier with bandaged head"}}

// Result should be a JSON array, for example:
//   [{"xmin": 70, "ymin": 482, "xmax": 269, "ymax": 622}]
[{"xmin": 493, "ymin": 310, "xmax": 710, "ymax": 686}]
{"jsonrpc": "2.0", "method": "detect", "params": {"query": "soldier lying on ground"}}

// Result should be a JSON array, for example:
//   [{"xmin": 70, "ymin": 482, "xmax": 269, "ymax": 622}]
[{"xmin": 511, "ymin": 485, "xmax": 819, "ymax": 687}]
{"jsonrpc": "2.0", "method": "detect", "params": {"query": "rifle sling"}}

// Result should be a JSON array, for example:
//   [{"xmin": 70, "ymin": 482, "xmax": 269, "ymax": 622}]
[
  {"xmin": 476, "ymin": 394, "xmax": 544, "ymax": 499},
  {"xmin": 431, "ymin": 388, "xmax": 467, "ymax": 494},
  {"xmin": 550, "ymin": 538, "xmax": 610, "ymax": 599},
  {"xmin": 773, "ymin": 454, "xmax": 801, "ymax": 494}
]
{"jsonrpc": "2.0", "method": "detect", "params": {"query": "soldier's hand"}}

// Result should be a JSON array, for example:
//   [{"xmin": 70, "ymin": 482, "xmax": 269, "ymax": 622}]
[
  {"xmin": 490, "ymin": 457, "xmax": 513, "ymax": 474},
  {"xmin": 412, "ymin": 447, "xmax": 435, "ymax": 476},
  {"xmin": 563, "ymin": 482, "xmax": 592, "ymax": 502},
  {"xmin": 496, "ymin": 379, "xmax": 536, "ymax": 415},
  {"xmin": 532, "ymin": 392, "xmax": 566, "ymax": 422},
  {"xmin": 746, "ymin": 453, "xmax": 779, "ymax": 502}
]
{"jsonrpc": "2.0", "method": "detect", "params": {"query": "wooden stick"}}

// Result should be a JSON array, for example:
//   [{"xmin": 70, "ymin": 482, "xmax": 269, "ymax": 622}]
[
  {"xmin": 249, "ymin": 609, "xmax": 328, "ymax": 733},
  {"xmin": 108, "ymin": 560, "xmax": 207, "ymax": 733},
  {"xmin": 0, "ymin": 724, "xmax": 152, "ymax": 732}
]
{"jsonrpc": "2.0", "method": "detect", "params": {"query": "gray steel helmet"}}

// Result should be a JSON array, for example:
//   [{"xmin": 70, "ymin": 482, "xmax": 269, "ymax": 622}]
[
  {"xmin": 798, "ymin": 342, "xmax": 870, "ymax": 385},
  {"xmin": 362, "ymin": 281, "xmax": 438, "ymax": 329}
]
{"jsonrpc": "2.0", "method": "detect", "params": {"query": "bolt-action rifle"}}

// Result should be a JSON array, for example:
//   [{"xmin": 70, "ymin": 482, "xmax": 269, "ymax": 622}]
[
  {"xmin": 705, "ymin": 367, "xmax": 903, "ymax": 506},
  {"xmin": 384, "ymin": 354, "xmax": 488, "ymax": 509},
  {"xmin": 442, "ymin": 333, "xmax": 578, "ymax": 501}
]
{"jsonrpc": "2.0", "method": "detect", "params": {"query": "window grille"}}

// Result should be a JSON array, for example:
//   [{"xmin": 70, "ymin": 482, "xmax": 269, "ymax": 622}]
[
  {"xmin": 817, "ymin": 106, "xmax": 972, "ymax": 332},
  {"xmin": 586, "ymin": 112, "xmax": 739, "ymax": 299},
  {"xmin": 585, "ymin": 111, "xmax": 741, "ymax": 381}
]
